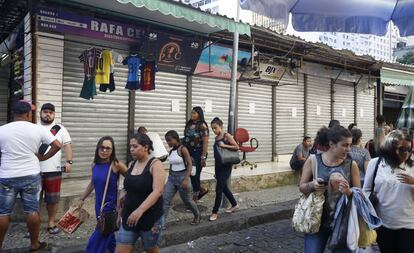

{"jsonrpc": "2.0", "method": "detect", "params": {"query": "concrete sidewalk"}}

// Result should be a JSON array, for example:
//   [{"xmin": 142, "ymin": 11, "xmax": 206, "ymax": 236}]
[{"xmin": 3, "ymin": 184, "xmax": 300, "ymax": 253}]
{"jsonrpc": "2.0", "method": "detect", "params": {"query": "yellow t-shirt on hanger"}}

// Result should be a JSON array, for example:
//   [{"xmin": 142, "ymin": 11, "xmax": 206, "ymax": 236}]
[{"xmin": 95, "ymin": 49, "xmax": 113, "ymax": 84}]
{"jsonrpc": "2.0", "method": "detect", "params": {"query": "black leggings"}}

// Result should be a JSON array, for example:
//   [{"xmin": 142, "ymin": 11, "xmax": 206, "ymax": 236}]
[
  {"xmin": 212, "ymin": 163, "xmax": 237, "ymax": 214},
  {"xmin": 377, "ymin": 226, "xmax": 414, "ymax": 253}
]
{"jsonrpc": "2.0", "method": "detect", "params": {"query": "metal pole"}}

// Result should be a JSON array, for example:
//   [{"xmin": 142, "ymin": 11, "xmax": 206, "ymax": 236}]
[{"xmin": 227, "ymin": 0, "xmax": 240, "ymax": 134}]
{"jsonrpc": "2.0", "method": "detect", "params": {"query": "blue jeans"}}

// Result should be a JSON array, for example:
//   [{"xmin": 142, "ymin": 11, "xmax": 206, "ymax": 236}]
[
  {"xmin": 189, "ymin": 148, "xmax": 202, "ymax": 195},
  {"xmin": 163, "ymin": 170, "xmax": 200, "ymax": 220},
  {"xmin": 304, "ymin": 227, "xmax": 352, "ymax": 253},
  {"xmin": 117, "ymin": 216, "xmax": 164, "ymax": 249},
  {"xmin": 0, "ymin": 174, "xmax": 41, "ymax": 216},
  {"xmin": 213, "ymin": 162, "xmax": 237, "ymax": 214}
]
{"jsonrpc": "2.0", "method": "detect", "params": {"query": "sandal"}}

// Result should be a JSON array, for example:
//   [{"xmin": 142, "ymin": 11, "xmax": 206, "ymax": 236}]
[
  {"xmin": 47, "ymin": 226, "xmax": 60, "ymax": 235},
  {"xmin": 198, "ymin": 189, "xmax": 209, "ymax": 200},
  {"xmin": 190, "ymin": 216, "xmax": 201, "ymax": 225},
  {"xmin": 30, "ymin": 241, "xmax": 48, "ymax": 252}
]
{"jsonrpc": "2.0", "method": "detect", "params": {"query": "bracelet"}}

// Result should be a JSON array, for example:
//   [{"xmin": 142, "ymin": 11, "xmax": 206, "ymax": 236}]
[{"xmin": 201, "ymin": 156, "xmax": 207, "ymax": 160}]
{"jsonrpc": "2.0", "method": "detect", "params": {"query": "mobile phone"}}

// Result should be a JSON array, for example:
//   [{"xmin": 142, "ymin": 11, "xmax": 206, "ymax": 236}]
[
  {"xmin": 61, "ymin": 166, "xmax": 66, "ymax": 173},
  {"xmin": 317, "ymin": 178, "xmax": 328, "ymax": 186}
]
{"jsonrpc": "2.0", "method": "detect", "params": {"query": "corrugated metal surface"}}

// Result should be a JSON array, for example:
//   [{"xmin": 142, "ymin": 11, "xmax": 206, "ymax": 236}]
[
  {"xmin": 134, "ymin": 72, "xmax": 187, "ymax": 148},
  {"xmin": 0, "ymin": 66, "xmax": 9, "ymax": 125},
  {"xmin": 357, "ymin": 88, "xmax": 375, "ymax": 143},
  {"xmin": 62, "ymin": 39, "xmax": 129, "ymax": 177},
  {"xmin": 334, "ymin": 80, "xmax": 355, "ymax": 127},
  {"xmin": 238, "ymin": 82, "xmax": 273, "ymax": 162},
  {"xmin": 36, "ymin": 34, "xmax": 64, "ymax": 122},
  {"xmin": 306, "ymin": 75, "xmax": 332, "ymax": 138},
  {"xmin": 192, "ymin": 76, "xmax": 230, "ymax": 166},
  {"xmin": 275, "ymin": 74, "xmax": 304, "ymax": 155}
]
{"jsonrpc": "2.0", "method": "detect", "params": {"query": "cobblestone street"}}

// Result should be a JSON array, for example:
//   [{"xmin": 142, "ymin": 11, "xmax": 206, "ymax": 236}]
[{"xmin": 161, "ymin": 219, "xmax": 380, "ymax": 253}]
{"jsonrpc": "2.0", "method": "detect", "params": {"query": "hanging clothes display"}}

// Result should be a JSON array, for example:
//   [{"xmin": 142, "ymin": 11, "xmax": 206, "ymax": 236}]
[
  {"xmin": 97, "ymin": 50, "xmax": 124, "ymax": 93},
  {"xmin": 122, "ymin": 54, "xmax": 142, "ymax": 91},
  {"xmin": 95, "ymin": 49, "xmax": 112, "ymax": 85},
  {"xmin": 79, "ymin": 47, "xmax": 102, "ymax": 99},
  {"xmin": 140, "ymin": 59, "xmax": 157, "ymax": 91}
]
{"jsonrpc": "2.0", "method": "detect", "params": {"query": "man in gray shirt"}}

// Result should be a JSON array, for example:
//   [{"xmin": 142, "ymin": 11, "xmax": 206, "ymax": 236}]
[{"xmin": 290, "ymin": 136, "xmax": 312, "ymax": 171}]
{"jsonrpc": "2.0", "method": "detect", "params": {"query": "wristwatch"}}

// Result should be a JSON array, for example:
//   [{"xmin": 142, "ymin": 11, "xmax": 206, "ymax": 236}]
[{"xmin": 66, "ymin": 160, "xmax": 73, "ymax": 164}]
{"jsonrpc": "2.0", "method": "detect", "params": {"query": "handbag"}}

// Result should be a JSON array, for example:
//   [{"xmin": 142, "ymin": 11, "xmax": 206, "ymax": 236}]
[
  {"xmin": 292, "ymin": 155, "xmax": 325, "ymax": 234},
  {"xmin": 217, "ymin": 146, "xmax": 240, "ymax": 165},
  {"xmin": 216, "ymin": 134, "xmax": 240, "ymax": 165},
  {"xmin": 328, "ymin": 196, "xmax": 353, "ymax": 250},
  {"xmin": 368, "ymin": 157, "xmax": 382, "ymax": 208},
  {"xmin": 57, "ymin": 204, "xmax": 90, "ymax": 234},
  {"xmin": 97, "ymin": 163, "xmax": 120, "ymax": 236}
]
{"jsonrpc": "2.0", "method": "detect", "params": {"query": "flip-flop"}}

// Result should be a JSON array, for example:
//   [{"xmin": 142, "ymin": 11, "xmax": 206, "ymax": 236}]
[
  {"xmin": 47, "ymin": 226, "xmax": 60, "ymax": 235},
  {"xmin": 30, "ymin": 241, "xmax": 48, "ymax": 252},
  {"xmin": 198, "ymin": 189, "xmax": 209, "ymax": 200}
]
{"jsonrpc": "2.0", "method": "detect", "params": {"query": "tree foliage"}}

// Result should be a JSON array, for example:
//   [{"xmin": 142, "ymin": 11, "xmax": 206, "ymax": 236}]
[{"xmin": 397, "ymin": 51, "xmax": 414, "ymax": 65}]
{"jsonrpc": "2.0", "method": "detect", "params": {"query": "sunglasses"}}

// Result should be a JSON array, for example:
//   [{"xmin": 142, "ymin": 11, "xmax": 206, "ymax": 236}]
[
  {"xmin": 397, "ymin": 146, "xmax": 412, "ymax": 153},
  {"xmin": 99, "ymin": 146, "xmax": 112, "ymax": 152}
]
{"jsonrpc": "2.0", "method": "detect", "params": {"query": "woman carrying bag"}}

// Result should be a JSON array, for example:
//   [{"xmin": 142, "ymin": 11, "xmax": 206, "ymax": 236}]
[
  {"xmin": 209, "ymin": 117, "xmax": 239, "ymax": 222},
  {"xmin": 363, "ymin": 130, "xmax": 414, "ymax": 253},
  {"xmin": 299, "ymin": 126, "xmax": 361, "ymax": 253},
  {"xmin": 78, "ymin": 136, "xmax": 128, "ymax": 253}
]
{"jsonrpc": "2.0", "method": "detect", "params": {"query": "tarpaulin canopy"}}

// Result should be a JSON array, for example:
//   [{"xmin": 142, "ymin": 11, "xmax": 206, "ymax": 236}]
[{"xmin": 240, "ymin": 0, "xmax": 414, "ymax": 36}]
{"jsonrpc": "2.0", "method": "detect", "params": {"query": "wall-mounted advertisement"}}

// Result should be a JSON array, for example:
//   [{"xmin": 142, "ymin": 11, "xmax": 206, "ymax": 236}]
[{"xmin": 194, "ymin": 44, "xmax": 251, "ymax": 80}]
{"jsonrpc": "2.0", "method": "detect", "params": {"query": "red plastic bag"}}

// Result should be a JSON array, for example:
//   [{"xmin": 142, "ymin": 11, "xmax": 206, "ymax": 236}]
[{"xmin": 57, "ymin": 205, "xmax": 90, "ymax": 234}]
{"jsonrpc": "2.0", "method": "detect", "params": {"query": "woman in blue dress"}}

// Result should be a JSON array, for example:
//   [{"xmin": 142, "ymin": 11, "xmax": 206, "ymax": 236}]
[{"xmin": 78, "ymin": 136, "xmax": 128, "ymax": 253}]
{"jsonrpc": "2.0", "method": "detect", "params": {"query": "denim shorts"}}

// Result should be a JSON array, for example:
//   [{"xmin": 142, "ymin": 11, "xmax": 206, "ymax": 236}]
[
  {"xmin": 116, "ymin": 216, "xmax": 164, "ymax": 249},
  {"xmin": 0, "ymin": 174, "xmax": 41, "ymax": 216}
]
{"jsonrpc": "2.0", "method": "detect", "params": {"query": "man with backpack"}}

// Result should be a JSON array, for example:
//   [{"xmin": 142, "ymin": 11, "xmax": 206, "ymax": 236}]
[{"xmin": 39, "ymin": 103, "xmax": 73, "ymax": 234}]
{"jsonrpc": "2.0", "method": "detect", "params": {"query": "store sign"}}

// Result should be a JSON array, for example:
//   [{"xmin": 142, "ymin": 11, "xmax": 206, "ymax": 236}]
[
  {"xmin": 243, "ymin": 61, "xmax": 286, "ymax": 82},
  {"xmin": 35, "ymin": 5, "xmax": 202, "ymax": 74},
  {"xmin": 156, "ymin": 35, "xmax": 202, "ymax": 74},
  {"xmin": 35, "ymin": 5, "xmax": 146, "ymax": 43}
]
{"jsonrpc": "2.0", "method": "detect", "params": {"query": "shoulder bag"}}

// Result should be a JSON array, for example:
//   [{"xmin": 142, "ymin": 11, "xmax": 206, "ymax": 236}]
[
  {"xmin": 216, "ymin": 133, "xmax": 241, "ymax": 165},
  {"xmin": 292, "ymin": 155, "xmax": 325, "ymax": 234},
  {"xmin": 97, "ymin": 163, "xmax": 120, "ymax": 236},
  {"xmin": 368, "ymin": 157, "xmax": 382, "ymax": 208}
]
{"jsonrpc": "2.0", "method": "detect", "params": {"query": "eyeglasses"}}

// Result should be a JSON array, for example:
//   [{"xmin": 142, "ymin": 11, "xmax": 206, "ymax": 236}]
[
  {"xmin": 397, "ymin": 146, "xmax": 412, "ymax": 153},
  {"xmin": 99, "ymin": 146, "xmax": 112, "ymax": 152}
]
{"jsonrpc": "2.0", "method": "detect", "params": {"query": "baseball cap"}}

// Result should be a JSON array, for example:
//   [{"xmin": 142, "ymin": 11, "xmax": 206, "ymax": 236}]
[
  {"xmin": 12, "ymin": 100, "xmax": 36, "ymax": 114},
  {"xmin": 41, "ymin": 103, "xmax": 55, "ymax": 112}
]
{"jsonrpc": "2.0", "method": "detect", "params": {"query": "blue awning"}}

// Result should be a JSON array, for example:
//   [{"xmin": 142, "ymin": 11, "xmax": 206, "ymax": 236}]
[{"xmin": 240, "ymin": 0, "xmax": 414, "ymax": 36}]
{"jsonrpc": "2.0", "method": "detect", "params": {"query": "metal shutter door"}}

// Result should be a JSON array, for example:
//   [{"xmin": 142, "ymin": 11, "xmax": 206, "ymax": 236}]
[
  {"xmin": 275, "ymin": 74, "xmax": 305, "ymax": 155},
  {"xmin": 306, "ymin": 75, "xmax": 332, "ymax": 138},
  {"xmin": 238, "ymin": 82, "xmax": 273, "ymax": 162},
  {"xmin": 0, "ymin": 67, "xmax": 9, "ymax": 125},
  {"xmin": 62, "ymin": 40, "xmax": 129, "ymax": 177},
  {"xmin": 357, "ymin": 88, "xmax": 375, "ymax": 143},
  {"xmin": 192, "ymin": 76, "xmax": 230, "ymax": 166},
  {"xmin": 334, "ymin": 80, "xmax": 355, "ymax": 127},
  {"xmin": 134, "ymin": 72, "xmax": 187, "ymax": 147}
]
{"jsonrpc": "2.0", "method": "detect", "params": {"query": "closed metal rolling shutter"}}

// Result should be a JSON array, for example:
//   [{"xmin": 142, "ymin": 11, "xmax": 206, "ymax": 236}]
[
  {"xmin": 275, "ymin": 74, "xmax": 304, "ymax": 155},
  {"xmin": 306, "ymin": 75, "xmax": 332, "ymax": 138},
  {"xmin": 238, "ymin": 82, "xmax": 272, "ymax": 162},
  {"xmin": 192, "ymin": 76, "xmax": 230, "ymax": 166},
  {"xmin": 334, "ymin": 80, "xmax": 355, "ymax": 127},
  {"xmin": 357, "ymin": 88, "xmax": 375, "ymax": 143},
  {"xmin": 134, "ymin": 72, "xmax": 187, "ymax": 146},
  {"xmin": 62, "ymin": 39, "xmax": 130, "ymax": 177},
  {"xmin": 0, "ymin": 66, "xmax": 9, "ymax": 125}
]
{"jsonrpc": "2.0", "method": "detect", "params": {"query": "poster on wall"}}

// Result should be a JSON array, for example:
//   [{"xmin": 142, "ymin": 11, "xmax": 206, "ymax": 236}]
[
  {"xmin": 155, "ymin": 34, "xmax": 202, "ymax": 74},
  {"xmin": 193, "ymin": 44, "xmax": 251, "ymax": 80}
]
